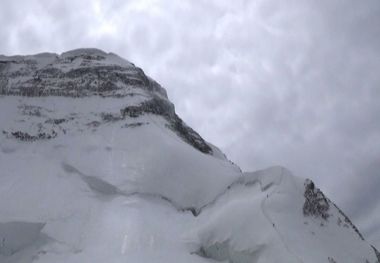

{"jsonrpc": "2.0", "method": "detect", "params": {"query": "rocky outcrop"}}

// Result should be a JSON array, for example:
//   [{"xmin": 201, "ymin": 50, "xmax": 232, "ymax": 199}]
[
  {"xmin": 303, "ymin": 179, "xmax": 367, "ymax": 242},
  {"xmin": 2, "ymin": 130, "xmax": 58, "ymax": 142},
  {"xmin": 303, "ymin": 179, "xmax": 330, "ymax": 220},
  {"xmin": 0, "ymin": 49, "xmax": 167, "ymax": 98},
  {"xmin": 121, "ymin": 97, "xmax": 212, "ymax": 154},
  {"xmin": 0, "ymin": 48, "xmax": 212, "ymax": 154}
]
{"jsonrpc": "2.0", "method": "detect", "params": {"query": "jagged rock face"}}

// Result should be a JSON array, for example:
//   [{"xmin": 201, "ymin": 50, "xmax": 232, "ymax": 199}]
[
  {"xmin": 0, "ymin": 48, "xmax": 166, "ymax": 98},
  {"xmin": 121, "ymin": 97, "xmax": 212, "ymax": 154},
  {"xmin": 303, "ymin": 179, "xmax": 330, "ymax": 220},
  {"xmin": 303, "ymin": 179, "xmax": 367, "ymax": 241},
  {"xmin": 194, "ymin": 167, "xmax": 380, "ymax": 263},
  {"xmin": 0, "ymin": 48, "xmax": 212, "ymax": 154}
]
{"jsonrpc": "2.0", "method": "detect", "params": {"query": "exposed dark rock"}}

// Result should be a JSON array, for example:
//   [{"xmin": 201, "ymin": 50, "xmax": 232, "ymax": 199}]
[
  {"xmin": 100, "ymin": 113, "xmax": 122, "ymax": 122},
  {"xmin": 0, "ymin": 49, "xmax": 212, "ymax": 153},
  {"xmin": 330, "ymin": 200, "xmax": 365, "ymax": 241},
  {"xmin": 45, "ymin": 118, "xmax": 66, "ymax": 125},
  {"xmin": 121, "ymin": 106, "xmax": 142, "ymax": 118},
  {"xmin": 303, "ymin": 179, "xmax": 367, "ymax": 242},
  {"xmin": 18, "ymin": 104, "xmax": 48, "ymax": 117},
  {"xmin": 371, "ymin": 245, "xmax": 380, "ymax": 262},
  {"xmin": 168, "ymin": 117, "xmax": 212, "ymax": 154},
  {"xmin": 121, "ymin": 97, "xmax": 212, "ymax": 154},
  {"xmin": 4, "ymin": 130, "xmax": 58, "ymax": 142},
  {"xmin": 0, "ymin": 53, "xmax": 167, "ymax": 98},
  {"xmin": 87, "ymin": 121, "xmax": 101, "ymax": 127},
  {"xmin": 303, "ymin": 179, "xmax": 330, "ymax": 220},
  {"xmin": 120, "ymin": 97, "xmax": 175, "ymax": 118},
  {"xmin": 122, "ymin": 122, "xmax": 148, "ymax": 128}
]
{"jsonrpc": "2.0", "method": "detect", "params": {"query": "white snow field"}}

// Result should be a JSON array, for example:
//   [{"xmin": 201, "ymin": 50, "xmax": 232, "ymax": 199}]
[{"xmin": 0, "ymin": 49, "xmax": 379, "ymax": 262}]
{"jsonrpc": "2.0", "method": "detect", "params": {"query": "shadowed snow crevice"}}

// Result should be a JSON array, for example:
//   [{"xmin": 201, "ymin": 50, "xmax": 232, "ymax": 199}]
[
  {"xmin": 61, "ymin": 162, "xmax": 198, "ymax": 214},
  {"xmin": 0, "ymin": 221, "xmax": 46, "ymax": 256}
]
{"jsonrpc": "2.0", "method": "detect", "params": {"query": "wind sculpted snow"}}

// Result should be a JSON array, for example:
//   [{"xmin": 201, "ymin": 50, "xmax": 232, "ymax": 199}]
[{"xmin": 0, "ymin": 49, "xmax": 378, "ymax": 263}]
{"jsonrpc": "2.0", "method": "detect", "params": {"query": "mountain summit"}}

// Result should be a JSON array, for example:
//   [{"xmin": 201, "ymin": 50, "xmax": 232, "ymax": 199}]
[{"xmin": 0, "ymin": 48, "xmax": 378, "ymax": 263}]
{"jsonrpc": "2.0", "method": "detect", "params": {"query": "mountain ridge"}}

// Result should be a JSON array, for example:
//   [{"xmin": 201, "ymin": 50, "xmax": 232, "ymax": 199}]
[
  {"xmin": 0, "ymin": 48, "xmax": 166, "ymax": 98},
  {"xmin": 0, "ymin": 48, "xmax": 378, "ymax": 263},
  {"xmin": 0, "ymin": 48, "xmax": 213, "ymax": 154}
]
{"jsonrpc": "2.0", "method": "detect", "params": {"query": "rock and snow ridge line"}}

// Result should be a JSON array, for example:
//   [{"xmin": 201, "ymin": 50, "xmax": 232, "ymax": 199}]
[
  {"xmin": 0, "ymin": 48, "xmax": 166, "ymax": 98},
  {"xmin": 1, "ymin": 96, "xmax": 213, "ymax": 154},
  {"xmin": 0, "ymin": 48, "xmax": 213, "ymax": 154},
  {"xmin": 61, "ymin": 157, "xmax": 375, "ymax": 249},
  {"xmin": 193, "ymin": 167, "xmax": 380, "ymax": 263},
  {"xmin": 1, "ymin": 48, "xmax": 379, "ymax": 262},
  {"xmin": 2, "ymin": 164, "xmax": 378, "ymax": 262},
  {"xmin": 59, "ymin": 161, "xmax": 282, "ymax": 217}
]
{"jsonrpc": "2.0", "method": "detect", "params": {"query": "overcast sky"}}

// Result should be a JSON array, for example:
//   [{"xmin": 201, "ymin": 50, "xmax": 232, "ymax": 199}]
[{"xmin": 1, "ymin": 0, "xmax": 380, "ymax": 245}]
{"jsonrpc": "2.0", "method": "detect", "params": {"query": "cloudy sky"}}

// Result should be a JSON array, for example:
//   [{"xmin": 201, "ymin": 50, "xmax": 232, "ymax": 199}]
[{"xmin": 1, "ymin": 0, "xmax": 380, "ymax": 245}]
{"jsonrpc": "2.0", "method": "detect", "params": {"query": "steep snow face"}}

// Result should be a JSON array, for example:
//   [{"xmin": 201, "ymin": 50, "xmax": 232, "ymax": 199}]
[
  {"xmin": 0, "ymin": 49, "xmax": 378, "ymax": 262},
  {"xmin": 192, "ymin": 167, "xmax": 379, "ymax": 263},
  {"xmin": 0, "ymin": 48, "xmax": 211, "ymax": 153},
  {"xmin": 0, "ymin": 96, "xmax": 240, "ymax": 214}
]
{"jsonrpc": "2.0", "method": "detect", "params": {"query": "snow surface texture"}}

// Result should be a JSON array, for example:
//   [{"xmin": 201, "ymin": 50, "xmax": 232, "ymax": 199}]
[{"xmin": 0, "ymin": 48, "xmax": 378, "ymax": 262}]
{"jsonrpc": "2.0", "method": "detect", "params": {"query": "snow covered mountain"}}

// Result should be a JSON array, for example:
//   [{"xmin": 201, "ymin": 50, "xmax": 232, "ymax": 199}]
[{"xmin": 0, "ymin": 48, "xmax": 378, "ymax": 263}]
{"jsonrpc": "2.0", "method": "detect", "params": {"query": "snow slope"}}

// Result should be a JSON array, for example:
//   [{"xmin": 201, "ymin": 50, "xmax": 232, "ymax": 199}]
[
  {"xmin": 192, "ymin": 167, "xmax": 379, "ymax": 262},
  {"xmin": 0, "ymin": 49, "xmax": 378, "ymax": 263}
]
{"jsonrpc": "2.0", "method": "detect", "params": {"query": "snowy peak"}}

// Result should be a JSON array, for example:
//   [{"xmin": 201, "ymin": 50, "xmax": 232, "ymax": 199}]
[
  {"xmin": 0, "ymin": 49, "xmax": 378, "ymax": 263},
  {"xmin": 193, "ymin": 167, "xmax": 379, "ymax": 263},
  {"xmin": 59, "ymin": 48, "xmax": 135, "ymax": 70},
  {"xmin": 303, "ymin": 179, "xmax": 366, "ymax": 241},
  {"xmin": 0, "ymin": 48, "xmax": 166, "ymax": 98},
  {"xmin": 0, "ymin": 48, "xmax": 131, "ymax": 68},
  {"xmin": 60, "ymin": 48, "xmax": 109, "ymax": 59},
  {"xmin": 0, "ymin": 48, "xmax": 214, "ymax": 154}
]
